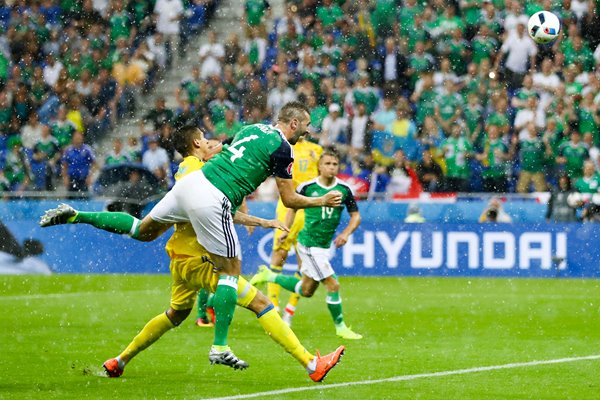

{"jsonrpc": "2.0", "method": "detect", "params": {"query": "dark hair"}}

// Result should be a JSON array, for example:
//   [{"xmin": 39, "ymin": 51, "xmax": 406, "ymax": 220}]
[
  {"xmin": 558, "ymin": 173, "xmax": 572, "ymax": 191},
  {"xmin": 173, "ymin": 126, "xmax": 202, "ymax": 157},
  {"xmin": 277, "ymin": 101, "xmax": 310, "ymax": 123},
  {"xmin": 320, "ymin": 148, "xmax": 340, "ymax": 162}
]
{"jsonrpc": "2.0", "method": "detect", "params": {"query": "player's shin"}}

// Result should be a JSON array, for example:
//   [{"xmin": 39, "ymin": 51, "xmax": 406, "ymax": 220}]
[
  {"xmin": 326, "ymin": 291, "xmax": 344, "ymax": 326},
  {"xmin": 274, "ymin": 274, "xmax": 304, "ymax": 296},
  {"xmin": 73, "ymin": 211, "xmax": 141, "ymax": 238},
  {"xmin": 212, "ymin": 275, "xmax": 238, "ymax": 348},
  {"xmin": 256, "ymin": 304, "xmax": 314, "ymax": 369},
  {"xmin": 118, "ymin": 312, "xmax": 175, "ymax": 365}
]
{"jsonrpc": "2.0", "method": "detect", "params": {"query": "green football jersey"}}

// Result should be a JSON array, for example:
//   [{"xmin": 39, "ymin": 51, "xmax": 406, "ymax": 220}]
[
  {"xmin": 297, "ymin": 178, "xmax": 358, "ymax": 249},
  {"xmin": 575, "ymin": 173, "xmax": 600, "ymax": 193},
  {"xmin": 202, "ymin": 124, "xmax": 294, "ymax": 208},
  {"xmin": 559, "ymin": 141, "xmax": 589, "ymax": 178},
  {"xmin": 519, "ymin": 137, "xmax": 546, "ymax": 173},
  {"xmin": 441, "ymin": 136, "xmax": 473, "ymax": 179}
]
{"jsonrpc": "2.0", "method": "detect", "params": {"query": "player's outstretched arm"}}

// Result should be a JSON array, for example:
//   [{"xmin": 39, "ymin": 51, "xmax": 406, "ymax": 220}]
[
  {"xmin": 276, "ymin": 178, "xmax": 342, "ymax": 209},
  {"xmin": 233, "ymin": 211, "xmax": 290, "ymax": 232}
]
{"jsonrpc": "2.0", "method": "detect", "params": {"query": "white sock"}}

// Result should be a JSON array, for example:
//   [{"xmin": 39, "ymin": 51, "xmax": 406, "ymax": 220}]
[
  {"xmin": 116, "ymin": 356, "xmax": 125, "ymax": 368},
  {"xmin": 306, "ymin": 357, "xmax": 317, "ymax": 373}
]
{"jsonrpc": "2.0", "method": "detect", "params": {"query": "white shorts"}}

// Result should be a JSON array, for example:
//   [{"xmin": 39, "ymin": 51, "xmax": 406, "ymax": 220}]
[
  {"xmin": 149, "ymin": 170, "xmax": 240, "ymax": 258},
  {"xmin": 297, "ymin": 243, "xmax": 335, "ymax": 281}
]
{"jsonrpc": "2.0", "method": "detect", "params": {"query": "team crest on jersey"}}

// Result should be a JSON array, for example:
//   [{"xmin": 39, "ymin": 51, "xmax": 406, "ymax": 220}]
[{"xmin": 287, "ymin": 162, "xmax": 293, "ymax": 175}]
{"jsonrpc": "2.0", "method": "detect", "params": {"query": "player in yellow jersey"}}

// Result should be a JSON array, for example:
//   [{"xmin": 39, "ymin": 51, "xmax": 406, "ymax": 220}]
[
  {"xmin": 99, "ymin": 127, "xmax": 344, "ymax": 381},
  {"xmin": 268, "ymin": 136, "xmax": 322, "ymax": 326}
]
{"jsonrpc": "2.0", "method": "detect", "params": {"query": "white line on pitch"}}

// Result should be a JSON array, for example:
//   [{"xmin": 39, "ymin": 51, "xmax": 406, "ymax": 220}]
[
  {"xmin": 204, "ymin": 354, "xmax": 600, "ymax": 400},
  {"xmin": 0, "ymin": 289, "xmax": 161, "ymax": 300}
]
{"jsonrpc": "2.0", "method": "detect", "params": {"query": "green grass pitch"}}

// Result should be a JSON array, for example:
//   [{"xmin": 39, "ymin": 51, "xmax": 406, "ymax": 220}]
[{"xmin": 2, "ymin": 275, "xmax": 600, "ymax": 399}]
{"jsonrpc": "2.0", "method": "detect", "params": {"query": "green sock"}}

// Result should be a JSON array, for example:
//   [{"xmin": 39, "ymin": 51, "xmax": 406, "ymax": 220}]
[
  {"xmin": 274, "ymin": 274, "xmax": 303, "ymax": 296},
  {"xmin": 207, "ymin": 293, "xmax": 214, "ymax": 308},
  {"xmin": 326, "ymin": 291, "xmax": 344, "ymax": 326},
  {"xmin": 196, "ymin": 289, "xmax": 209, "ymax": 319},
  {"xmin": 213, "ymin": 275, "xmax": 238, "ymax": 346},
  {"xmin": 73, "ymin": 211, "xmax": 141, "ymax": 238}
]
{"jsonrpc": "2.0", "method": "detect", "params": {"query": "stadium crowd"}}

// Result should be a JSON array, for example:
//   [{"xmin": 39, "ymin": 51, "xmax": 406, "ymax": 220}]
[
  {"xmin": 2, "ymin": 0, "xmax": 600, "ymax": 204},
  {"xmin": 0, "ymin": 0, "xmax": 216, "ymax": 194}
]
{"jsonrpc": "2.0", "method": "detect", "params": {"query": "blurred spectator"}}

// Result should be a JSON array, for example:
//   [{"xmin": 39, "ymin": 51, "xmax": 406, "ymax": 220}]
[
  {"xmin": 514, "ymin": 123, "xmax": 552, "ymax": 193},
  {"xmin": 43, "ymin": 53, "xmax": 63, "ymax": 88},
  {"xmin": 319, "ymin": 103, "xmax": 348, "ymax": 148},
  {"xmin": 477, "ymin": 125, "xmax": 509, "ymax": 192},
  {"xmin": 125, "ymin": 135, "xmax": 142, "ymax": 162},
  {"xmin": 439, "ymin": 124, "xmax": 473, "ymax": 192},
  {"xmin": 557, "ymin": 131, "xmax": 589, "ymax": 179},
  {"xmin": 142, "ymin": 135, "xmax": 171, "ymax": 187},
  {"xmin": 514, "ymin": 96, "xmax": 545, "ymax": 141},
  {"xmin": 494, "ymin": 20, "xmax": 537, "ymax": 90},
  {"xmin": 198, "ymin": 30, "xmax": 224, "ymax": 79},
  {"xmin": 143, "ymin": 97, "xmax": 173, "ymax": 130},
  {"xmin": 574, "ymin": 161, "xmax": 600, "ymax": 193},
  {"xmin": 3, "ymin": 137, "xmax": 32, "ymax": 193},
  {"xmin": 379, "ymin": 37, "xmax": 408, "ymax": 97},
  {"xmin": 244, "ymin": 0, "xmax": 271, "ymax": 33},
  {"xmin": 479, "ymin": 197, "xmax": 513, "ymax": 223},
  {"xmin": 386, "ymin": 150, "xmax": 421, "ymax": 198},
  {"xmin": 105, "ymin": 138, "xmax": 131, "ymax": 166},
  {"xmin": 546, "ymin": 174, "xmax": 578, "ymax": 222},
  {"xmin": 391, "ymin": 97, "xmax": 418, "ymax": 160},
  {"xmin": 206, "ymin": 86, "xmax": 236, "ymax": 129},
  {"xmin": 32, "ymin": 125, "xmax": 61, "ymax": 191},
  {"xmin": 267, "ymin": 74, "xmax": 297, "ymax": 119},
  {"xmin": 349, "ymin": 102, "xmax": 370, "ymax": 156},
  {"xmin": 214, "ymin": 108, "xmax": 243, "ymax": 141},
  {"xmin": 50, "ymin": 106, "xmax": 76, "ymax": 149},
  {"xmin": 242, "ymin": 77, "xmax": 268, "ymax": 122},
  {"xmin": 416, "ymin": 148, "xmax": 443, "ymax": 192},
  {"xmin": 62, "ymin": 131, "xmax": 96, "ymax": 194},
  {"xmin": 154, "ymin": 0, "xmax": 184, "ymax": 66},
  {"xmin": 20, "ymin": 112, "xmax": 44, "ymax": 150},
  {"xmin": 404, "ymin": 203, "xmax": 425, "ymax": 223}
]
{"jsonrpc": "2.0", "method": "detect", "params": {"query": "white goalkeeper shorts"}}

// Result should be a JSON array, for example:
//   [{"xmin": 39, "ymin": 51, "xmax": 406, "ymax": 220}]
[
  {"xmin": 297, "ymin": 243, "xmax": 335, "ymax": 281},
  {"xmin": 149, "ymin": 170, "xmax": 240, "ymax": 258}
]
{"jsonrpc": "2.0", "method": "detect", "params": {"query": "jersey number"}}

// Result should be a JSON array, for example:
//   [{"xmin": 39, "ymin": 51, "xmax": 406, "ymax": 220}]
[
  {"xmin": 298, "ymin": 159, "xmax": 308, "ymax": 172},
  {"xmin": 228, "ymin": 135, "xmax": 259, "ymax": 162},
  {"xmin": 321, "ymin": 206, "xmax": 335, "ymax": 219}
]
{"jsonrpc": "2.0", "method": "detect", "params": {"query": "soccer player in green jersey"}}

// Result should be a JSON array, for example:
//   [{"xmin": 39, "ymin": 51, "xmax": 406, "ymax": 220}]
[
  {"xmin": 251, "ymin": 150, "xmax": 363, "ymax": 340},
  {"xmin": 40, "ymin": 102, "xmax": 343, "ymax": 368}
]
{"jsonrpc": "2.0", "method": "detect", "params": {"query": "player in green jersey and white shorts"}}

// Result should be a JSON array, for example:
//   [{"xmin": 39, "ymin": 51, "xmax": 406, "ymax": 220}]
[
  {"xmin": 251, "ymin": 150, "xmax": 363, "ymax": 340},
  {"xmin": 41, "ymin": 102, "xmax": 343, "ymax": 369}
]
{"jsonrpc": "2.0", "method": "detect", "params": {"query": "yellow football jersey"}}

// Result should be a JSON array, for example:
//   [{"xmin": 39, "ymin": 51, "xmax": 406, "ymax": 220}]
[
  {"xmin": 291, "ymin": 139, "xmax": 323, "ymax": 188},
  {"xmin": 165, "ymin": 156, "xmax": 207, "ymax": 259}
]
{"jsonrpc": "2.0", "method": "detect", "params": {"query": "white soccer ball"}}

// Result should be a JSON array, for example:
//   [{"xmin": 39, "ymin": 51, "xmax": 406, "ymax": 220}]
[{"xmin": 528, "ymin": 11, "xmax": 561, "ymax": 44}]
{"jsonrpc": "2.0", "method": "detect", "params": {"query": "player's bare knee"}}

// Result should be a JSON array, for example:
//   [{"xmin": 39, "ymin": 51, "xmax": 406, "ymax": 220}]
[
  {"xmin": 325, "ymin": 278, "xmax": 340, "ymax": 292},
  {"xmin": 166, "ymin": 308, "xmax": 191, "ymax": 326},
  {"xmin": 301, "ymin": 281, "xmax": 317, "ymax": 297}
]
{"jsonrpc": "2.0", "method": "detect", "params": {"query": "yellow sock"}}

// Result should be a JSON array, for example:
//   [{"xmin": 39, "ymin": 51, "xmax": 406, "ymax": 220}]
[
  {"xmin": 119, "ymin": 312, "xmax": 175, "ymax": 364},
  {"xmin": 257, "ymin": 307, "xmax": 313, "ymax": 368},
  {"xmin": 267, "ymin": 264, "xmax": 283, "ymax": 310}
]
